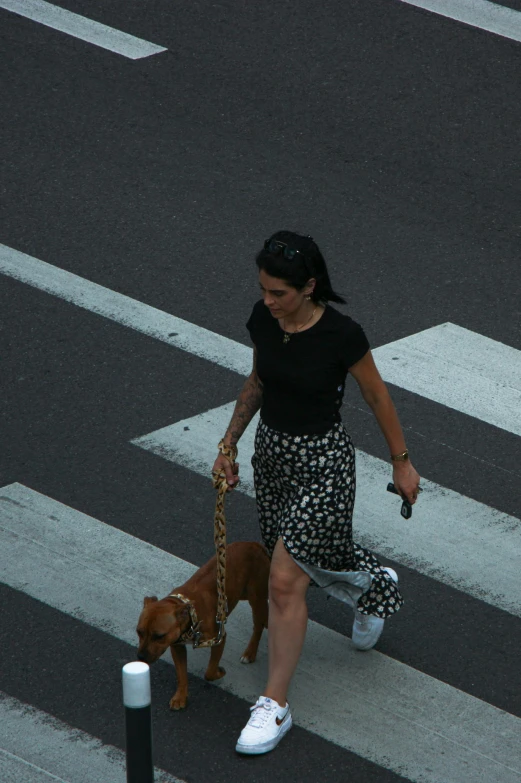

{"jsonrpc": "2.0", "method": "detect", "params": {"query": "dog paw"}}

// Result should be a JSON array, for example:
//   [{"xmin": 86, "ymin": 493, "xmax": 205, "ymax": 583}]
[
  {"xmin": 205, "ymin": 666, "xmax": 226, "ymax": 681},
  {"xmin": 240, "ymin": 654, "xmax": 255, "ymax": 664},
  {"xmin": 169, "ymin": 694, "xmax": 187, "ymax": 710}
]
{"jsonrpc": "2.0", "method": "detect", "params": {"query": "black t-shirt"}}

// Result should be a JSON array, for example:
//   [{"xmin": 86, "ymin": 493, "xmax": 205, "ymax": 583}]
[{"xmin": 246, "ymin": 300, "xmax": 370, "ymax": 435}]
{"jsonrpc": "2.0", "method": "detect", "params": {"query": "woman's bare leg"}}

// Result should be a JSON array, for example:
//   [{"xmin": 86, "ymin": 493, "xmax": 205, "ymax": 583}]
[{"xmin": 263, "ymin": 538, "xmax": 310, "ymax": 706}]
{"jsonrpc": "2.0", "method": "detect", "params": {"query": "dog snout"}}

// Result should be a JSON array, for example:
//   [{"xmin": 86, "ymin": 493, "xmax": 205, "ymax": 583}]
[{"xmin": 137, "ymin": 647, "xmax": 160, "ymax": 665}]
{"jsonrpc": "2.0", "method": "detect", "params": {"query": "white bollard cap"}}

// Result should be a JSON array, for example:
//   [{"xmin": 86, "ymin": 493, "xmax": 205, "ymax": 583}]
[{"xmin": 122, "ymin": 662, "xmax": 151, "ymax": 708}]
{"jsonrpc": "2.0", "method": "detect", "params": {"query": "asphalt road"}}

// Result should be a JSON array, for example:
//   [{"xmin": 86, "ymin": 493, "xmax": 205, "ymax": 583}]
[{"xmin": 1, "ymin": 2, "xmax": 520, "ymax": 782}]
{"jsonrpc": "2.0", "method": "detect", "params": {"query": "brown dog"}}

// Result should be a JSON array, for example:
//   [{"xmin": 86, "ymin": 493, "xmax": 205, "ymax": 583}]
[{"xmin": 136, "ymin": 541, "xmax": 270, "ymax": 710}]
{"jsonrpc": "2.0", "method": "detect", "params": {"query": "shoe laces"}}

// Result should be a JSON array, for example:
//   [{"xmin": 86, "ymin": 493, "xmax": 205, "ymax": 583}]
[{"xmin": 248, "ymin": 699, "xmax": 277, "ymax": 729}]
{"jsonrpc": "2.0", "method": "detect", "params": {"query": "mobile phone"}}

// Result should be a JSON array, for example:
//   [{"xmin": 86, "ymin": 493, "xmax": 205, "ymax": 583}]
[{"xmin": 387, "ymin": 482, "xmax": 412, "ymax": 519}]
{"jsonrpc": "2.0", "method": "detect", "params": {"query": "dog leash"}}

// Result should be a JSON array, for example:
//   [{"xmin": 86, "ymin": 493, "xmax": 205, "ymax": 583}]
[
  {"xmin": 207, "ymin": 440, "xmax": 237, "ymax": 644},
  {"xmin": 172, "ymin": 441, "xmax": 235, "ymax": 649}
]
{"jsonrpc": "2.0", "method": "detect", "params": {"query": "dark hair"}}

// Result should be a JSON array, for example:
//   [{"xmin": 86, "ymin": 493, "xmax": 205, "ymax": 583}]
[{"xmin": 255, "ymin": 230, "xmax": 346, "ymax": 305}]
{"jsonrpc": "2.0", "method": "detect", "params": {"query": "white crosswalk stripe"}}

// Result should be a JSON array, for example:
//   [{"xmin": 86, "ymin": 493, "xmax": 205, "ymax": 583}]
[
  {"xmin": 0, "ymin": 0, "xmax": 167, "ymax": 59},
  {"xmin": 132, "ymin": 403, "xmax": 521, "ymax": 617},
  {"xmin": 1, "ymin": 483, "xmax": 520, "ymax": 783},
  {"xmin": 0, "ymin": 692, "xmax": 184, "ymax": 783},
  {"xmin": 374, "ymin": 322, "xmax": 521, "ymax": 437},
  {"xmin": 397, "ymin": 0, "xmax": 521, "ymax": 44},
  {"xmin": 2, "ymin": 243, "xmax": 520, "ymax": 433},
  {"xmin": 0, "ymin": 245, "xmax": 252, "ymax": 376}
]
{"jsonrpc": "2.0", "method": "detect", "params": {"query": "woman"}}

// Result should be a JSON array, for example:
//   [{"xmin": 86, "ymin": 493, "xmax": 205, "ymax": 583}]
[{"xmin": 212, "ymin": 231, "xmax": 420, "ymax": 756}]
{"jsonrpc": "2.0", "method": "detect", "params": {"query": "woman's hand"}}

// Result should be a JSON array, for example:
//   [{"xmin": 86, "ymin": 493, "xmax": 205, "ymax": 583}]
[
  {"xmin": 212, "ymin": 454, "xmax": 240, "ymax": 491},
  {"xmin": 392, "ymin": 461, "xmax": 421, "ymax": 505}
]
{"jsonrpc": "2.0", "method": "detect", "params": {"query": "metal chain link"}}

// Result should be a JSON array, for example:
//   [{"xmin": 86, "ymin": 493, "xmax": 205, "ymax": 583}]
[{"xmin": 173, "ymin": 441, "xmax": 236, "ymax": 649}]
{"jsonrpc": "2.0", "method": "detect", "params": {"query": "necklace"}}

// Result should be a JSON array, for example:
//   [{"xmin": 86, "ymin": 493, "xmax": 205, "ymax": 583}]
[{"xmin": 282, "ymin": 307, "xmax": 317, "ymax": 344}]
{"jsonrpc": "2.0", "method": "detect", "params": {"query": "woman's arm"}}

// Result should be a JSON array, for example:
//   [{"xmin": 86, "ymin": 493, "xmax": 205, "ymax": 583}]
[
  {"xmin": 212, "ymin": 348, "xmax": 263, "ymax": 489},
  {"xmin": 349, "ymin": 350, "xmax": 421, "ymax": 504},
  {"xmin": 223, "ymin": 348, "xmax": 263, "ymax": 448}
]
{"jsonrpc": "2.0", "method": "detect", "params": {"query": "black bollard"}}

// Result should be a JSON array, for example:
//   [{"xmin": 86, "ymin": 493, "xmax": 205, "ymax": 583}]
[{"xmin": 122, "ymin": 662, "xmax": 154, "ymax": 783}]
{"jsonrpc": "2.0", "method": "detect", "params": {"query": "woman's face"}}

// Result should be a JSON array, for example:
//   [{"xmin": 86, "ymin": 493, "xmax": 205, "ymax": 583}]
[{"xmin": 258, "ymin": 269, "xmax": 314, "ymax": 319}]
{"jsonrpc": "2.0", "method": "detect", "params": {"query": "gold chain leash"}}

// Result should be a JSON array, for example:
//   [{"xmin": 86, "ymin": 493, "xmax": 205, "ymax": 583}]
[
  {"xmin": 168, "ymin": 442, "xmax": 236, "ymax": 649},
  {"xmin": 180, "ymin": 439, "xmax": 235, "ymax": 649}
]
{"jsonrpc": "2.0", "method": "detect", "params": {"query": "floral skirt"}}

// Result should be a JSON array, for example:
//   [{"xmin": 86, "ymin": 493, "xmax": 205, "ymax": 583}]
[{"xmin": 252, "ymin": 419, "xmax": 403, "ymax": 618}]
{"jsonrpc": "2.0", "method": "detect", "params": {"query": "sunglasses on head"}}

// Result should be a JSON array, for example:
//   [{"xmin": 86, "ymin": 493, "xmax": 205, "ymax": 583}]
[{"xmin": 264, "ymin": 238, "xmax": 312, "ymax": 261}]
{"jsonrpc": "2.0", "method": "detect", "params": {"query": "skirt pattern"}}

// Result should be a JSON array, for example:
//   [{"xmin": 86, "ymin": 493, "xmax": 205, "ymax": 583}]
[{"xmin": 252, "ymin": 419, "xmax": 403, "ymax": 618}]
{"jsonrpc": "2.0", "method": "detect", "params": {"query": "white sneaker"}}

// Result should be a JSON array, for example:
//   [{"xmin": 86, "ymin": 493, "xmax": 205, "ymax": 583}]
[
  {"xmin": 235, "ymin": 696, "xmax": 292, "ymax": 755},
  {"xmin": 351, "ymin": 567, "xmax": 398, "ymax": 651}
]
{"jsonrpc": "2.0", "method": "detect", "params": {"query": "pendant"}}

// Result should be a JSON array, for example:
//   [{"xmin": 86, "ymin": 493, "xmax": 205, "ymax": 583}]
[{"xmin": 283, "ymin": 332, "xmax": 291, "ymax": 344}]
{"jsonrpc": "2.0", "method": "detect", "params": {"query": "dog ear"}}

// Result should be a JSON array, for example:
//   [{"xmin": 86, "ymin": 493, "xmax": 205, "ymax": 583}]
[
  {"xmin": 143, "ymin": 595, "xmax": 158, "ymax": 606},
  {"xmin": 175, "ymin": 605, "xmax": 191, "ymax": 620}
]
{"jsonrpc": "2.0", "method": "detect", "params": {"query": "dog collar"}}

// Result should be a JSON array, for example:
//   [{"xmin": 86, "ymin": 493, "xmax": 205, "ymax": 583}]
[
  {"xmin": 167, "ymin": 592, "xmax": 225, "ymax": 649},
  {"xmin": 167, "ymin": 593, "xmax": 202, "ymax": 647}
]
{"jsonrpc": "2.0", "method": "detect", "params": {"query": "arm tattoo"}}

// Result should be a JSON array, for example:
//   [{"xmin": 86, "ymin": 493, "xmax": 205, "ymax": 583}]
[{"xmin": 224, "ymin": 365, "xmax": 263, "ymax": 447}]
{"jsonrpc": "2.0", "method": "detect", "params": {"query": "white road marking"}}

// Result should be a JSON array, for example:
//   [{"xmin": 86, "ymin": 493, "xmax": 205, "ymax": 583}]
[
  {"xmin": 0, "ymin": 0, "xmax": 167, "ymax": 59},
  {"xmin": 397, "ymin": 0, "xmax": 521, "ymax": 43},
  {"xmin": 3, "ymin": 243, "xmax": 521, "ymax": 611},
  {"xmin": 0, "ymin": 692, "xmax": 183, "ymax": 783},
  {"xmin": 1, "ymin": 483, "xmax": 520, "ymax": 783},
  {"xmin": 3, "ymin": 243, "xmax": 520, "ymax": 437},
  {"xmin": 132, "ymin": 403, "xmax": 521, "ymax": 618},
  {"xmin": 0, "ymin": 244, "xmax": 251, "ymax": 376},
  {"xmin": 373, "ymin": 322, "xmax": 521, "ymax": 437}
]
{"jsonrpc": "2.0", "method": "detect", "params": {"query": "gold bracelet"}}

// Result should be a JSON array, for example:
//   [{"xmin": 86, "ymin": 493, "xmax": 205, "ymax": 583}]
[{"xmin": 391, "ymin": 449, "xmax": 409, "ymax": 462}]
